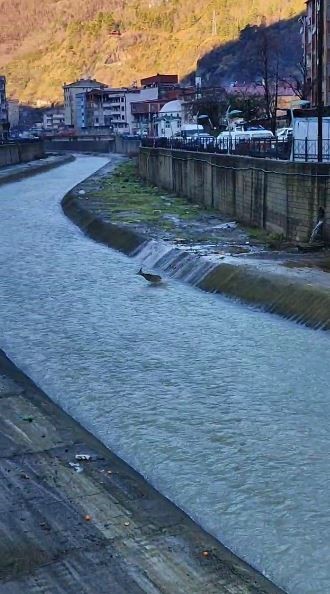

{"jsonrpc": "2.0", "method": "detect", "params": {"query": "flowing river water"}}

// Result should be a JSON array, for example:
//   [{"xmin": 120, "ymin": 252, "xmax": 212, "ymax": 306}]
[{"xmin": 0, "ymin": 155, "xmax": 330, "ymax": 594}]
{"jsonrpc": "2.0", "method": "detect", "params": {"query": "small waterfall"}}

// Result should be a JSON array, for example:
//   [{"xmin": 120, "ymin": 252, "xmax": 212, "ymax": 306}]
[
  {"xmin": 132, "ymin": 239, "xmax": 218, "ymax": 286},
  {"xmin": 309, "ymin": 207, "xmax": 325, "ymax": 244}
]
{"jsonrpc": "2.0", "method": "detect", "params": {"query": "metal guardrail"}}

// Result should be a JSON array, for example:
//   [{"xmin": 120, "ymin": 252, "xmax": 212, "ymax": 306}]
[
  {"xmin": 141, "ymin": 136, "xmax": 330, "ymax": 162},
  {"xmin": 141, "ymin": 136, "xmax": 292, "ymax": 160}
]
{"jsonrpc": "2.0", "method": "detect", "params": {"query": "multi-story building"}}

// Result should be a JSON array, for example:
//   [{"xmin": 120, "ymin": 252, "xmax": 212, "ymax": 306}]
[
  {"xmin": 63, "ymin": 78, "xmax": 105, "ymax": 127},
  {"xmin": 0, "ymin": 76, "xmax": 9, "ymax": 140},
  {"xmin": 130, "ymin": 77, "xmax": 195, "ymax": 135},
  {"xmin": 303, "ymin": 0, "xmax": 330, "ymax": 106},
  {"xmin": 7, "ymin": 100, "xmax": 20, "ymax": 128},
  {"xmin": 43, "ymin": 109, "xmax": 65, "ymax": 132},
  {"xmin": 82, "ymin": 86, "xmax": 159, "ymax": 134},
  {"xmin": 130, "ymin": 99, "xmax": 168, "ymax": 135},
  {"xmin": 65, "ymin": 73, "xmax": 195, "ymax": 134}
]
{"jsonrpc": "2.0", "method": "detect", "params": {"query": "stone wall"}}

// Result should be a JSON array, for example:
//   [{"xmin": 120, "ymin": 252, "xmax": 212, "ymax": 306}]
[
  {"xmin": 45, "ymin": 135, "xmax": 140, "ymax": 156},
  {"xmin": 0, "ymin": 141, "xmax": 45, "ymax": 167},
  {"xmin": 139, "ymin": 147, "xmax": 330, "ymax": 242}
]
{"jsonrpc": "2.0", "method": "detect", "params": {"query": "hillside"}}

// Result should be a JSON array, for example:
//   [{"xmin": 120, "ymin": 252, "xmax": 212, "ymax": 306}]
[{"xmin": 0, "ymin": 0, "xmax": 305, "ymax": 104}]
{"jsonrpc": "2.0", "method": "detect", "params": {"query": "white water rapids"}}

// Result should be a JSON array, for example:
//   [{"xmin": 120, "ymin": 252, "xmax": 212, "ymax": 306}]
[{"xmin": 0, "ymin": 155, "xmax": 329, "ymax": 594}]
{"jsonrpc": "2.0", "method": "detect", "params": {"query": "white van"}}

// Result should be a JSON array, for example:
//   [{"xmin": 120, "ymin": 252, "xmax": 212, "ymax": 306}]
[
  {"xmin": 176, "ymin": 124, "xmax": 204, "ymax": 140},
  {"xmin": 217, "ymin": 125, "xmax": 273, "ymax": 148}
]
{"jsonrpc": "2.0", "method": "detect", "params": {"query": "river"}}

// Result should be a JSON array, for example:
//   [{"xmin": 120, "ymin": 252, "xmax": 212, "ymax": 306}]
[{"xmin": 0, "ymin": 155, "xmax": 329, "ymax": 594}]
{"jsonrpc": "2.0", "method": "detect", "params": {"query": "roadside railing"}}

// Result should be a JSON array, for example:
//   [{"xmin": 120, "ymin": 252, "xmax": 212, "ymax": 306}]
[
  {"xmin": 141, "ymin": 136, "xmax": 330, "ymax": 162},
  {"xmin": 141, "ymin": 136, "xmax": 292, "ymax": 160}
]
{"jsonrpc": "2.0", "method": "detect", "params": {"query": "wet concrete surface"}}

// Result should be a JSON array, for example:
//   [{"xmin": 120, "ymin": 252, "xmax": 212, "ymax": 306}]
[{"xmin": 0, "ymin": 351, "xmax": 285, "ymax": 594}]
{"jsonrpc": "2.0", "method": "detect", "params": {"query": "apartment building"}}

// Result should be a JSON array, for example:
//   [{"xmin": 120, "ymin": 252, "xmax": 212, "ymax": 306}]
[
  {"xmin": 81, "ymin": 86, "xmax": 159, "ymax": 133},
  {"xmin": 130, "ymin": 99, "xmax": 168, "ymax": 135},
  {"xmin": 0, "ymin": 76, "xmax": 9, "ymax": 140},
  {"xmin": 43, "ymin": 109, "xmax": 65, "ymax": 132},
  {"xmin": 304, "ymin": 0, "xmax": 330, "ymax": 106},
  {"xmin": 7, "ymin": 100, "xmax": 19, "ymax": 128},
  {"xmin": 63, "ymin": 78, "xmax": 105, "ymax": 126}
]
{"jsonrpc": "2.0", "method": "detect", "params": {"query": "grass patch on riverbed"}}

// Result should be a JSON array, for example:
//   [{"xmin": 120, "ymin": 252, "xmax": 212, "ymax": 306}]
[{"xmin": 95, "ymin": 160, "xmax": 205, "ymax": 227}]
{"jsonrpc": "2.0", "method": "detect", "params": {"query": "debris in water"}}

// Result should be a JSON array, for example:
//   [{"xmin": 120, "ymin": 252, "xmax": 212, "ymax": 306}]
[
  {"xmin": 69, "ymin": 462, "xmax": 83, "ymax": 473},
  {"xmin": 22, "ymin": 416, "xmax": 34, "ymax": 423},
  {"xmin": 84, "ymin": 515, "xmax": 92, "ymax": 521},
  {"xmin": 124, "ymin": 521, "xmax": 130, "ymax": 527},
  {"xmin": 75, "ymin": 454, "xmax": 92, "ymax": 461},
  {"xmin": 78, "ymin": 189, "xmax": 86, "ymax": 195},
  {"xmin": 202, "ymin": 551, "xmax": 209, "ymax": 557}
]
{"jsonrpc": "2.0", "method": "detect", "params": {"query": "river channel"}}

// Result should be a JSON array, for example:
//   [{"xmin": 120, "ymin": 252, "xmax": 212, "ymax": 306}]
[{"xmin": 0, "ymin": 155, "xmax": 329, "ymax": 594}]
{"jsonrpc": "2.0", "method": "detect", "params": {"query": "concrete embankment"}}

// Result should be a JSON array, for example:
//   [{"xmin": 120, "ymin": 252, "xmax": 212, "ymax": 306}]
[
  {"xmin": 0, "ymin": 140, "xmax": 45, "ymax": 167},
  {"xmin": 62, "ymin": 162, "xmax": 330, "ymax": 331},
  {"xmin": 0, "ymin": 349, "xmax": 285, "ymax": 594},
  {"xmin": 0, "ymin": 154, "xmax": 75, "ymax": 186},
  {"xmin": 138, "ymin": 147, "xmax": 330, "ymax": 243}
]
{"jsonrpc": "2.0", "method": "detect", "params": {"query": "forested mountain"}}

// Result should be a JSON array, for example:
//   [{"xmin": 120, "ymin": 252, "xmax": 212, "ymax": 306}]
[{"xmin": 0, "ymin": 0, "xmax": 305, "ymax": 104}]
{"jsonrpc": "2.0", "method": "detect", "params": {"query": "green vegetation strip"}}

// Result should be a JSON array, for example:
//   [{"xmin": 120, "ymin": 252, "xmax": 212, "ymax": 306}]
[{"xmin": 94, "ymin": 161, "xmax": 206, "ymax": 229}]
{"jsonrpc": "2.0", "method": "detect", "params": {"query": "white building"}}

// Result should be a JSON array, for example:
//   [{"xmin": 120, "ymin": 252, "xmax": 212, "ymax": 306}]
[
  {"xmin": 7, "ymin": 100, "xmax": 20, "ymax": 128},
  {"xmin": 157, "ymin": 100, "xmax": 183, "ymax": 138},
  {"xmin": 63, "ymin": 78, "xmax": 105, "ymax": 127}
]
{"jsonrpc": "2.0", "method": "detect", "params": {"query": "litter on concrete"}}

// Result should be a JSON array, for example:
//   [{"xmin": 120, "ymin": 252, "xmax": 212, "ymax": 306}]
[{"xmin": 69, "ymin": 462, "xmax": 83, "ymax": 473}]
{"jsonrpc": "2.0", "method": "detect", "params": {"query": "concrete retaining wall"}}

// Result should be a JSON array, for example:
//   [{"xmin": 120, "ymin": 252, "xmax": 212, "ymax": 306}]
[
  {"xmin": 45, "ymin": 136, "xmax": 140, "ymax": 156},
  {"xmin": 139, "ymin": 147, "xmax": 330, "ymax": 242},
  {"xmin": 0, "ymin": 141, "xmax": 45, "ymax": 167}
]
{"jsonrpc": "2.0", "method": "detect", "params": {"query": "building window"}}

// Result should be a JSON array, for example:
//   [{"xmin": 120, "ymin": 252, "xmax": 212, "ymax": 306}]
[
  {"xmin": 121, "ymin": 106, "xmax": 125, "ymax": 111},
  {"xmin": 121, "ymin": 97, "xmax": 124, "ymax": 102},
  {"xmin": 122, "ymin": 115, "xmax": 125, "ymax": 120}
]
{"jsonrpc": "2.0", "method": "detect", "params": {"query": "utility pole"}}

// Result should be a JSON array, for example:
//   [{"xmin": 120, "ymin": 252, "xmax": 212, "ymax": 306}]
[{"xmin": 317, "ymin": 0, "xmax": 324, "ymax": 162}]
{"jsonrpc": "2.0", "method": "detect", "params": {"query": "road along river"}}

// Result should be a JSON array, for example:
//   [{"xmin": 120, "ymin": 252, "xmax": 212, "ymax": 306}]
[{"xmin": 0, "ymin": 155, "xmax": 329, "ymax": 594}]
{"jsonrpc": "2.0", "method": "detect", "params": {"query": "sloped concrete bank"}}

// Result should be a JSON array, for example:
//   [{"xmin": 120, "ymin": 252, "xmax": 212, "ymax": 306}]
[
  {"xmin": 62, "ymin": 183, "xmax": 330, "ymax": 331},
  {"xmin": 0, "ymin": 154, "xmax": 75, "ymax": 186},
  {"xmin": 0, "ymin": 351, "xmax": 286, "ymax": 594}
]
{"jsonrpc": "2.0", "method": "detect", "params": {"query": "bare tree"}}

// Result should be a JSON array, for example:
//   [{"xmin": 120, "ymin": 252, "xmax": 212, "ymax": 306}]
[
  {"xmin": 256, "ymin": 27, "xmax": 281, "ymax": 133},
  {"xmin": 281, "ymin": 60, "xmax": 311, "ymax": 101}
]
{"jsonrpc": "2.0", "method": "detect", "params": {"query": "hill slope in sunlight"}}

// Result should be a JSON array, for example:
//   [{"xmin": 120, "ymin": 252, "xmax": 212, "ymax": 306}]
[{"xmin": 0, "ymin": 0, "xmax": 305, "ymax": 104}]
